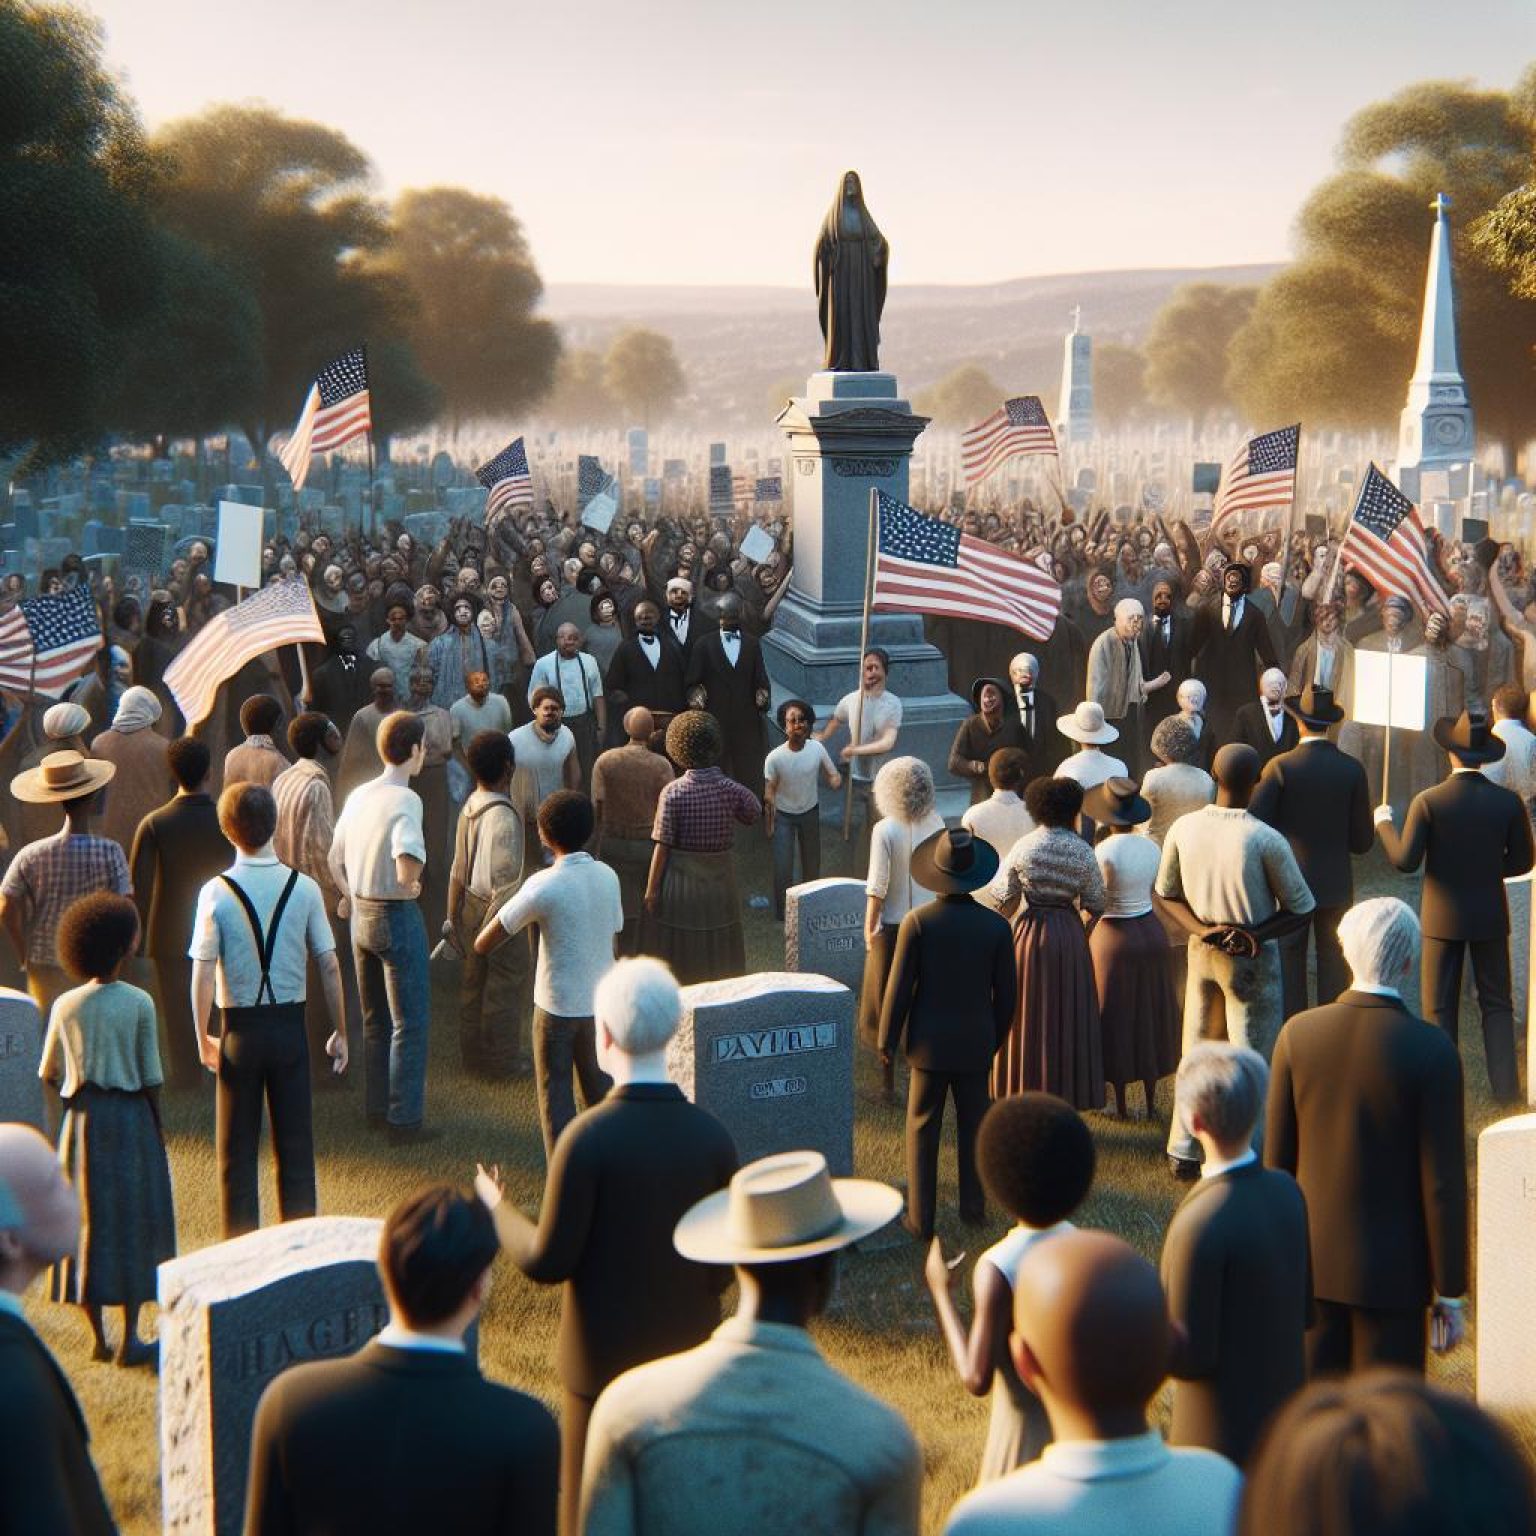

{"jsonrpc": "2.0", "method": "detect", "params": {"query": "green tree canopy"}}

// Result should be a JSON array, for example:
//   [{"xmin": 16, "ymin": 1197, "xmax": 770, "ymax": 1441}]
[
  {"xmin": 374, "ymin": 187, "xmax": 560, "ymax": 431},
  {"xmin": 1142, "ymin": 284, "xmax": 1256, "ymax": 426},
  {"xmin": 913, "ymin": 363, "xmax": 1005, "ymax": 428},
  {"xmin": 1090, "ymin": 343, "xmax": 1147, "ymax": 429},
  {"xmin": 602, "ymin": 328, "xmax": 686, "ymax": 428}
]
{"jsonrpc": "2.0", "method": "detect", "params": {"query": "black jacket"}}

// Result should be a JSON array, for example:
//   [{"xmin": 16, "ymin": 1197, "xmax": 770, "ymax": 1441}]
[
  {"xmin": 1229, "ymin": 701, "xmax": 1299, "ymax": 767},
  {"xmin": 1248, "ymin": 738, "xmax": 1372, "ymax": 907},
  {"xmin": 129, "ymin": 792, "xmax": 233, "ymax": 960},
  {"xmin": 1139, "ymin": 612, "xmax": 1196, "ymax": 715},
  {"xmin": 1191, "ymin": 599, "xmax": 1278, "ymax": 727},
  {"xmin": 604, "ymin": 633, "xmax": 688, "ymax": 718},
  {"xmin": 684, "ymin": 630, "xmax": 770, "ymax": 793}
]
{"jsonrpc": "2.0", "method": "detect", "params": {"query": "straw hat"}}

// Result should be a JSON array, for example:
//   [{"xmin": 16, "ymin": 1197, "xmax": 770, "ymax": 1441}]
[
  {"xmin": 673, "ymin": 1151, "xmax": 901, "ymax": 1265},
  {"xmin": 1057, "ymin": 701, "xmax": 1120, "ymax": 745},
  {"xmin": 910, "ymin": 828, "xmax": 1000, "ymax": 895},
  {"xmin": 11, "ymin": 750, "xmax": 116, "ymax": 804}
]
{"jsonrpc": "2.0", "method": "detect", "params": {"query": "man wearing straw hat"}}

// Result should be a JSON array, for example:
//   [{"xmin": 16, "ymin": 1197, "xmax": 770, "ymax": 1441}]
[
  {"xmin": 580, "ymin": 1149, "xmax": 920, "ymax": 1536},
  {"xmin": 0, "ymin": 751, "xmax": 126, "ymax": 1018}
]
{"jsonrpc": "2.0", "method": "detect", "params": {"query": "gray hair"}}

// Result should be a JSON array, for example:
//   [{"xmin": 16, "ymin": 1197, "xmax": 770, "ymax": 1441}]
[
  {"xmin": 1151, "ymin": 713, "xmax": 1198, "ymax": 766},
  {"xmin": 1113, "ymin": 598, "xmax": 1144, "ymax": 622},
  {"xmin": 1338, "ymin": 897, "xmax": 1419, "ymax": 988},
  {"xmin": 594, "ymin": 957, "xmax": 681, "ymax": 1056},
  {"xmin": 1009, "ymin": 651, "xmax": 1038, "ymax": 678},
  {"xmin": 1175, "ymin": 1043, "xmax": 1268, "ymax": 1145},
  {"xmin": 1177, "ymin": 678, "xmax": 1207, "ymax": 712},
  {"xmin": 873, "ymin": 755, "xmax": 935, "ymax": 824}
]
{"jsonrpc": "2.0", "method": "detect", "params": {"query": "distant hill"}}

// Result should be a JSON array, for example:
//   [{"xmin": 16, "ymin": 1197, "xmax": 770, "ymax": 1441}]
[{"xmin": 543, "ymin": 264, "xmax": 1283, "ymax": 426}]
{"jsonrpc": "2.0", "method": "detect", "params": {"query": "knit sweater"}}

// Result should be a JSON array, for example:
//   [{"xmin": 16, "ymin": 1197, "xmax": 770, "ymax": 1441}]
[{"xmin": 1155, "ymin": 805, "xmax": 1314, "ymax": 927}]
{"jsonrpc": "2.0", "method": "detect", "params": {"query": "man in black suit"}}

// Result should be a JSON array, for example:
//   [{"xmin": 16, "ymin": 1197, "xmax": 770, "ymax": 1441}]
[
  {"xmin": 129, "ymin": 736, "xmax": 233, "ymax": 1088},
  {"xmin": 684, "ymin": 593, "xmax": 770, "ymax": 801},
  {"xmin": 244, "ymin": 1183, "xmax": 559, "ymax": 1536},
  {"xmin": 303, "ymin": 621, "xmax": 372, "ymax": 736},
  {"xmin": 1161, "ymin": 1043, "xmax": 1310, "ymax": 1467},
  {"xmin": 1005, "ymin": 650, "xmax": 1063, "ymax": 781},
  {"xmin": 1376, "ymin": 710, "xmax": 1535, "ymax": 1103},
  {"xmin": 603, "ymin": 599, "xmax": 687, "ymax": 733},
  {"xmin": 0, "ymin": 1125, "xmax": 116, "ymax": 1536},
  {"xmin": 1230, "ymin": 668, "xmax": 1300, "ymax": 767},
  {"xmin": 661, "ymin": 575, "xmax": 699, "ymax": 660},
  {"xmin": 878, "ymin": 829, "xmax": 1017, "ymax": 1240},
  {"xmin": 480, "ymin": 957, "xmax": 737, "ymax": 1536},
  {"xmin": 1139, "ymin": 578, "xmax": 1195, "ymax": 752},
  {"xmin": 1249, "ymin": 684, "xmax": 1373, "ymax": 1019},
  {"xmin": 1266, "ymin": 897, "xmax": 1468, "ymax": 1376},
  {"xmin": 1191, "ymin": 561, "xmax": 1279, "ymax": 741}
]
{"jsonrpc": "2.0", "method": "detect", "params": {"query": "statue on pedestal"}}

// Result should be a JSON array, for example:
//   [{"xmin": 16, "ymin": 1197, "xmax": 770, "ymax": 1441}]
[{"xmin": 814, "ymin": 171, "xmax": 888, "ymax": 372}]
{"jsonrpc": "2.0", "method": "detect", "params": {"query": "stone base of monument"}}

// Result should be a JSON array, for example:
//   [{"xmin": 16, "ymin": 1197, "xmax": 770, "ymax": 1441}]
[
  {"xmin": 671, "ymin": 971, "xmax": 854, "ymax": 1175},
  {"xmin": 159, "ymin": 1217, "xmax": 388, "ymax": 1536},
  {"xmin": 0, "ymin": 987, "xmax": 45, "ymax": 1130},
  {"xmin": 1476, "ymin": 1112, "xmax": 1536, "ymax": 1413}
]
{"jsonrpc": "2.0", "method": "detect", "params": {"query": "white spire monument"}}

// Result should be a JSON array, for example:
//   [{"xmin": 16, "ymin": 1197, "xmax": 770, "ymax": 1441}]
[{"xmin": 1056, "ymin": 305, "xmax": 1093, "ymax": 443}]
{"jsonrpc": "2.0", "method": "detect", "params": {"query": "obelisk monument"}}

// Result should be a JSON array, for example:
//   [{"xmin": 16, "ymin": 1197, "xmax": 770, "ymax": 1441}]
[{"xmin": 1056, "ymin": 306, "xmax": 1093, "ymax": 443}]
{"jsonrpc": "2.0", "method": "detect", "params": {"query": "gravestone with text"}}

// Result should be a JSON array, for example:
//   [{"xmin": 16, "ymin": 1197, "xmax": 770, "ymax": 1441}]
[
  {"xmin": 1477, "ymin": 1113, "xmax": 1536, "ymax": 1413},
  {"xmin": 784, "ymin": 878, "xmax": 866, "ymax": 994},
  {"xmin": 671, "ymin": 972, "xmax": 854, "ymax": 1174},
  {"xmin": 0, "ymin": 989, "xmax": 45, "ymax": 1130}
]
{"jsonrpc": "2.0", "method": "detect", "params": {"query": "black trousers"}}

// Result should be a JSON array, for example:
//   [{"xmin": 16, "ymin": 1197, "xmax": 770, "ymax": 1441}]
[
  {"xmin": 217, "ymin": 1002, "xmax": 316, "ymax": 1238},
  {"xmin": 905, "ymin": 1066, "xmax": 990, "ymax": 1239},
  {"xmin": 1308, "ymin": 1299, "xmax": 1425, "ymax": 1376},
  {"xmin": 559, "ymin": 1390, "xmax": 596, "ymax": 1536},
  {"xmin": 153, "ymin": 955, "xmax": 205, "ymax": 1091},
  {"xmin": 533, "ymin": 1010, "xmax": 610, "ymax": 1156},
  {"xmin": 1424, "ymin": 935, "xmax": 1519, "ymax": 1102},
  {"xmin": 1279, "ymin": 903, "xmax": 1349, "ymax": 1021}
]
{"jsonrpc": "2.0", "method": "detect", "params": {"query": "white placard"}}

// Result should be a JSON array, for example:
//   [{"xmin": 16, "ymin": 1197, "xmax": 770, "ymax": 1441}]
[
  {"xmin": 739, "ymin": 526, "xmax": 776, "ymax": 564},
  {"xmin": 213, "ymin": 500, "xmax": 264, "ymax": 589},
  {"xmin": 1352, "ymin": 650, "xmax": 1428, "ymax": 732},
  {"xmin": 581, "ymin": 489, "xmax": 618, "ymax": 535}
]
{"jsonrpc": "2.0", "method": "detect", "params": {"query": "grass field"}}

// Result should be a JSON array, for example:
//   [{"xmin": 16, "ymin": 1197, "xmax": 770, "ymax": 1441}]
[{"xmin": 16, "ymin": 836, "xmax": 1519, "ymax": 1534}]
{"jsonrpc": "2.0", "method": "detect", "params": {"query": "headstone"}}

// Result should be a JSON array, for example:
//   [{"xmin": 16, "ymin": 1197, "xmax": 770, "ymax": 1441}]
[
  {"xmin": 159, "ymin": 1217, "xmax": 388, "ymax": 1536},
  {"xmin": 0, "ymin": 989, "xmax": 45, "ymax": 1130},
  {"xmin": 117, "ymin": 490, "xmax": 151, "ymax": 521},
  {"xmin": 12, "ymin": 499, "xmax": 39, "ymax": 540},
  {"xmin": 670, "ymin": 972, "xmax": 854, "ymax": 1175},
  {"xmin": 431, "ymin": 450, "xmax": 456, "ymax": 488},
  {"xmin": 784, "ymin": 878, "xmax": 866, "ymax": 994},
  {"xmin": 1477, "ymin": 1112, "xmax": 1536, "ymax": 1414}
]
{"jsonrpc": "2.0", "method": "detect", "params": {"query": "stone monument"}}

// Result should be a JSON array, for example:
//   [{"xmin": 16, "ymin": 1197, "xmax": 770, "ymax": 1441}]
[
  {"xmin": 670, "ymin": 972, "xmax": 854, "ymax": 1175},
  {"xmin": 0, "ymin": 989, "xmax": 45, "ymax": 1130},
  {"xmin": 1396, "ymin": 193, "xmax": 1475, "ymax": 503},
  {"xmin": 159, "ymin": 1217, "xmax": 388, "ymax": 1536},
  {"xmin": 1476, "ymin": 1113, "xmax": 1536, "ymax": 1413},
  {"xmin": 784, "ymin": 877, "xmax": 867, "ymax": 994},
  {"xmin": 1056, "ymin": 306, "xmax": 1093, "ymax": 443}
]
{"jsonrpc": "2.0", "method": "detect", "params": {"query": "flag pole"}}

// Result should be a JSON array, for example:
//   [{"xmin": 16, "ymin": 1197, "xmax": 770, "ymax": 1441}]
[
  {"xmin": 366, "ymin": 432, "xmax": 376, "ymax": 542},
  {"xmin": 1274, "ymin": 424, "xmax": 1303, "ymax": 620},
  {"xmin": 845, "ymin": 486, "xmax": 878, "ymax": 845}
]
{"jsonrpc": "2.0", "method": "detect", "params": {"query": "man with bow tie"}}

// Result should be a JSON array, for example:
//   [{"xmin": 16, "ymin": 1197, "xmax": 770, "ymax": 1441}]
[
  {"xmin": 1231, "ymin": 669, "xmax": 1299, "ymax": 767},
  {"xmin": 1005, "ymin": 651, "xmax": 1063, "ymax": 781},
  {"xmin": 1191, "ymin": 562, "xmax": 1279, "ymax": 742},
  {"xmin": 604, "ymin": 600, "xmax": 687, "ymax": 736},
  {"xmin": 685, "ymin": 594, "xmax": 770, "ymax": 802},
  {"xmin": 1140, "ymin": 579, "xmax": 1194, "ymax": 750},
  {"xmin": 663, "ymin": 576, "xmax": 698, "ymax": 661}
]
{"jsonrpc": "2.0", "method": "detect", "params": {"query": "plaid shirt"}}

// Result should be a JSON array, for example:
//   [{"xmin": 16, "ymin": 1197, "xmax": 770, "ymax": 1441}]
[
  {"xmin": 1, "ymin": 830, "xmax": 131, "ymax": 968},
  {"xmin": 652, "ymin": 767, "xmax": 761, "ymax": 853}
]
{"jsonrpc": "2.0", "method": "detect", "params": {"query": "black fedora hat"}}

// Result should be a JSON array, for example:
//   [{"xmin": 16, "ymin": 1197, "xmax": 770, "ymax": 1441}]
[
  {"xmin": 1082, "ymin": 776, "xmax": 1151, "ymax": 828},
  {"xmin": 1432, "ymin": 710, "xmax": 1505, "ymax": 765},
  {"xmin": 910, "ymin": 827, "xmax": 999, "ymax": 895},
  {"xmin": 971, "ymin": 676, "xmax": 1008, "ymax": 712},
  {"xmin": 1283, "ymin": 683, "xmax": 1345, "ymax": 728}
]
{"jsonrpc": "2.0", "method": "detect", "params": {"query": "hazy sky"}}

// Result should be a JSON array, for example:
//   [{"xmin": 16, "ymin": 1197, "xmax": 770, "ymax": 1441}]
[{"xmin": 84, "ymin": 0, "xmax": 1535, "ymax": 289}]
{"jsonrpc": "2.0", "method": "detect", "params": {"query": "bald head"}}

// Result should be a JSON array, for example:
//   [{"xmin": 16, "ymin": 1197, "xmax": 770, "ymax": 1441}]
[
  {"xmin": 623, "ymin": 706, "xmax": 654, "ymax": 743},
  {"xmin": 1213, "ymin": 742, "xmax": 1261, "ymax": 805},
  {"xmin": 0, "ymin": 1125, "xmax": 80, "ymax": 1288},
  {"xmin": 1011, "ymin": 1231, "xmax": 1173, "ymax": 1430}
]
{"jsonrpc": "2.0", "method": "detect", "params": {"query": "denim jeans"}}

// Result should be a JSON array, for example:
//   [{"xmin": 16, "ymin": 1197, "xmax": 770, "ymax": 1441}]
[
  {"xmin": 351, "ymin": 898, "xmax": 431, "ymax": 1128},
  {"xmin": 771, "ymin": 807, "xmax": 822, "ymax": 918},
  {"xmin": 533, "ymin": 1008, "xmax": 610, "ymax": 1155}
]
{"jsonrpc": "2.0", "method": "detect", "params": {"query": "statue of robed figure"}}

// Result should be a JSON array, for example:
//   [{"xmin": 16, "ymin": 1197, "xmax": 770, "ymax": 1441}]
[{"xmin": 814, "ymin": 170, "xmax": 889, "ymax": 372}]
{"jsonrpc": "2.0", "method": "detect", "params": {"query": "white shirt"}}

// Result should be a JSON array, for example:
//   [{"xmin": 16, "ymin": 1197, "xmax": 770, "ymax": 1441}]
[
  {"xmin": 510, "ymin": 722, "xmax": 576, "ymax": 807},
  {"xmin": 720, "ymin": 630, "xmax": 742, "ymax": 666},
  {"xmin": 1200, "ymin": 1148, "xmax": 1257, "ymax": 1181},
  {"xmin": 1351, "ymin": 982, "xmax": 1402, "ymax": 999},
  {"xmin": 668, "ymin": 609, "xmax": 691, "ymax": 645},
  {"xmin": 329, "ymin": 777, "xmax": 428, "ymax": 901},
  {"xmin": 1095, "ymin": 831, "xmax": 1162, "ymax": 919},
  {"xmin": 866, "ymin": 811, "xmax": 945, "ymax": 924},
  {"xmin": 529, "ymin": 650, "xmax": 603, "ymax": 717},
  {"xmin": 1055, "ymin": 749, "xmax": 1128, "ymax": 793},
  {"xmin": 834, "ymin": 689, "xmax": 904, "ymax": 783},
  {"xmin": 963, "ymin": 792, "xmax": 1035, "ymax": 860},
  {"xmin": 189, "ymin": 853, "xmax": 334, "ymax": 1007},
  {"xmin": 764, "ymin": 741, "xmax": 835, "ymax": 816},
  {"xmin": 495, "ymin": 851, "xmax": 622, "ymax": 1017},
  {"xmin": 376, "ymin": 1323, "xmax": 465, "ymax": 1356},
  {"xmin": 636, "ymin": 633, "xmax": 663, "ymax": 670},
  {"xmin": 1222, "ymin": 594, "xmax": 1245, "ymax": 629},
  {"xmin": 1266, "ymin": 706, "xmax": 1285, "ymax": 743}
]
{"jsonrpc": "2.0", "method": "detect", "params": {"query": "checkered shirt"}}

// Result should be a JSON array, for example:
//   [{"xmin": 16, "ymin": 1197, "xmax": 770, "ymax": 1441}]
[
  {"xmin": 1, "ymin": 830, "xmax": 131, "ymax": 968},
  {"xmin": 652, "ymin": 767, "xmax": 761, "ymax": 853}
]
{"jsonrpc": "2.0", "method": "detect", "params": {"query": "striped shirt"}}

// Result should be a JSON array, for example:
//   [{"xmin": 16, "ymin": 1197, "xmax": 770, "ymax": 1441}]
[{"xmin": 0, "ymin": 830, "xmax": 131, "ymax": 967}]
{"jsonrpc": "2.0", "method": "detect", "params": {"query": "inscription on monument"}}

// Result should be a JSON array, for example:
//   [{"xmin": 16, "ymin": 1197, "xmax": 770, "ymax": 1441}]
[
  {"xmin": 751, "ymin": 1076, "xmax": 808, "ymax": 1101},
  {"xmin": 831, "ymin": 458, "xmax": 896, "ymax": 478},
  {"xmin": 1, "ymin": 1031, "xmax": 20, "ymax": 1058},
  {"xmin": 713, "ymin": 1022, "xmax": 837, "ymax": 1063},
  {"xmin": 226, "ymin": 1299, "xmax": 389, "ymax": 1383}
]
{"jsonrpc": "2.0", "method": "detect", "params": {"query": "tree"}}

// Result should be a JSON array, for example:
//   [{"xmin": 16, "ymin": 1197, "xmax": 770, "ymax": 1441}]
[
  {"xmin": 1142, "ymin": 284, "xmax": 1257, "ymax": 427},
  {"xmin": 0, "ymin": 1, "xmax": 164, "ymax": 466},
  {"xmin": 373, "ymin": 187, "xmax": 561, "ymax": 432},
  {"xmin": 602, "ymin": 328, "xmax": 686, "ymax": 428},
  {"xmin": 913, "ymin": 363, "xmax": 1005, "ymax": 427},
  {"xmin": 1230, "ymin": 77, "xmax": 1536, "ymax": 453},
  {"xmin": 1090, "ymin": 343, "xmax": 1147, "ymax": 429},
  {"xmin": 542, "ymin": 347, "xmax": 621, "ymax": 427}
]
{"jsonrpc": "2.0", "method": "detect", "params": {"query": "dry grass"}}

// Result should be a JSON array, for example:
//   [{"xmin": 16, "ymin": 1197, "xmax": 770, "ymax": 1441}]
[{"xmin": 16, "ymin": 840, "xmax": 1519, "ymax": 1533}]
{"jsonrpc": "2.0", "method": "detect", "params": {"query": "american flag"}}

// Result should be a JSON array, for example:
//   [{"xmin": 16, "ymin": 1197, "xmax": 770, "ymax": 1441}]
[
  {"xmin": 872, "ymin": 490, "xmax": 1061, "ymax": 640},
  {"xmin": 1212, "ymin": 424, "xmax": 1300, "ymax": 529},
  {"xmin": 1339, "ymin": 464, "xmax": 1450, "ymax": 619},
  {"xmin": 476, "ymin": 437, "xmax": 533, "ymax": 521},
  {"xmin": 164, "ymin": 580, "xmax": 325, "ymax": 727},
  {"xmin": 0, "ymin": 585, "xmax": 103, "ymax": 696},
  {"xmin": 755, "ymin": 476, "xmax": 783, "ymax": 503},
  {"xmin": 709, "ymin": 465, "xmax": 734, "ymax": 512},
  {"xmin": 577, "ymin": 455, "xmax": 612, "ymax": 509},
  {"xmin": 277, "ymin": 348, "xmax": 371, "ymax": 490},
  {"xmin": 961, "ymin": 396, "xmax": 1058, "ymax": 487}
]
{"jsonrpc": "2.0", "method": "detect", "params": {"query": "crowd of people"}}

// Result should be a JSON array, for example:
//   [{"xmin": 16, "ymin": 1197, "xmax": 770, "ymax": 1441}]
[{"xmin": 1, "ymin": 477, "xmax": 1535, "ymax": 1535}]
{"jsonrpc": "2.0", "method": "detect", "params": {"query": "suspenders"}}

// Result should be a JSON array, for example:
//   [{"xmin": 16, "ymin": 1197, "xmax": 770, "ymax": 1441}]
[{"xmin": 219, "ymin": 869, "xmax": 301, "ymax": 1007}]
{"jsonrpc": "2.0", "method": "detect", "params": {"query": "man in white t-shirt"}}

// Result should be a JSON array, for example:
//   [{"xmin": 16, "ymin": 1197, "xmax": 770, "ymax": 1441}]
[
  {"xmin": 528, "ymin": 624, "xmax": 606, "ymax": 787},
  {"xmin": 819, "ymin": 647, "xmax": 903, "ymax": 859},
  {"xmin": 511, "ymin": 688, "xmax": 581, "ymax": 871},
  {"xmin": 475, "ymin": 790, "xmax": 623, "ymax": 1155},
  {"xmin": 763, "ymin": 698, "xmax": 842, "ymax": 919}
]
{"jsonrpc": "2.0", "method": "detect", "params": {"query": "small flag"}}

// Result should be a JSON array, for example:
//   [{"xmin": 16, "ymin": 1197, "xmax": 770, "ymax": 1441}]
[
  {"xmin": 1338, "ymin": 465, "xmax": 1450, "ymax": 619},
  {"xmin": 277, "ymin": 348, "xmax": 371, "ymax": 490},
  {"xmin": 709, "ymin": 465, "xmax": 733, "ymax": 513},
  {"xmin": 0, "ymin": 585, "xmax": 104, "ymax": 696},
  {"xmin": 755, "ymin": 475, "xmax": 783, "ymax": 503},
  {"xmin": 476, "ymin": 437, "xmax": 533, "ymax": 521},
  {"xmin": 961, "ymin": 396, "xmax": 1057, "ymax": 488},
  {"xmin": 871, "ymin": 490, "xmax": 1060, "ymax": 640},
  {"xmin": 577, "ymin": 455, "xmax": 612, "ymax": 510},
  {"xmin": 1212, "ymin": 424, "xmax": 1300, "ymax": 529},
  {"xmin": 164, "ymin": 580, "xmax": 325, "ymax": 727}
]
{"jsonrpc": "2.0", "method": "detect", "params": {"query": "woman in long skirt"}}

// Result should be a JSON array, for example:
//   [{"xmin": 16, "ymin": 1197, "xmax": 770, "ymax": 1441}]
[
  {"xmin": 39, "ymin": 893, "xmax": 175, "ymax": 1368},
  {"xmin": 1085, "ymin": 777, "xmax": 1180, "ymax": 1119},
  {"xmin": 987, "ymin": 777, "xmax": 1106, "ymax": 1110}
]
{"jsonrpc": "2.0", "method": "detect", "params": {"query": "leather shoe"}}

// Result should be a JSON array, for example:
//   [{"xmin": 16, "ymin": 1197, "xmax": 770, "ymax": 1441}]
[{"xmin": 1167, "ymin": 1155, "xmax": 1200, "ymax": 1183}]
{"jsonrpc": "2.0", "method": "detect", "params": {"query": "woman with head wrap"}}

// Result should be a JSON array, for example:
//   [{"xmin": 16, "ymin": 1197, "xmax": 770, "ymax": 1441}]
[
  {"xmin": 89, "ymin": 688, "xmax": 169, "ymax": 862},
  {"xmin": 2, "ymin": 701, "xmax": 98, "ymax": 854}
]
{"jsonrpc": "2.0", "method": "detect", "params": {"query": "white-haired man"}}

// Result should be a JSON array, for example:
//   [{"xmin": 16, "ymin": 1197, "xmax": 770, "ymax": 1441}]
[
  {"xmin": 1265, "ymin": 897, "xmax": 1468, "ymax": 1377},
  {"xmin": 1175, "ymin": 677, "xmax": 1215, "ymax": 772},
  {"xmin": 1160, "ymin": 1044, "xmax": 1309, "ymax": 1468},
  {"xmin": 476, "ymin": 957, "xmax": 738, "ymax": 1536},
  {"xmin": 1086, "ymin": 598, "xmax": 1169, "ymax": 778},
  {"xmin": 1006, "ymin": 651, "xmax": 1061, "ymax": 780},
  {"xmin": 1231, "ymin": 667, "xmax": 1298, "ymax": 767}
]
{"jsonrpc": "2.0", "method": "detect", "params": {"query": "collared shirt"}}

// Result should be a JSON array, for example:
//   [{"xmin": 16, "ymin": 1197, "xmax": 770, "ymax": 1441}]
[
  {"xmin": 668, "ymin": 609, "xmax": 692, "ymax": 645},
  {"xmin": 1265, "ymin": 706, "xmax": 1285, "ymax": 742},
  {"xmin": 376, "ymin": 1323, "xmax": 465, "ymax": 1356},
  {"xmin": 1200, "ymin": 1147, "xmax": 1257, "ymax": 1181},
  {"xmin": 653, "ymin": 767, "xmax": 761, "ymax": 853},
  {"xmin": 329, "ymin": 775, "xmax": 428, "ymax": 901},
  {"xmin": 636, "ymin": 633, "xmax": 663, "ymax": 670},
  {"xmin": 529, "ymin": 650, "xmax": 603, "ymax": 718},
  {"xmin": 1015, "ymin": 686, "xmax": 1038, "ymax": 734},
  {"xmin": 189, "ymin": 853, "xmax": 333, "ymax": 1008},
  {"xmin": 1351, "ymin": 981, "xmax": 1402, "ymax": 999},
  {"xmin": 0, "ymin": 829, "xmax": 131, "ymax": 968},
  {"xmin": 720, "ymin": 630, "xmax": 742, "ymax": 666},
  {"xmin": 272, "ymin": 759, "xmax": 338, "ymax": 899},
  {"xmin": 495, "ymin": 851, "xmax": 623, "ymax": 1016},
  {"xmin": 1222, "ymin": 594, "xmax": 1245, "ymax": 630}
]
